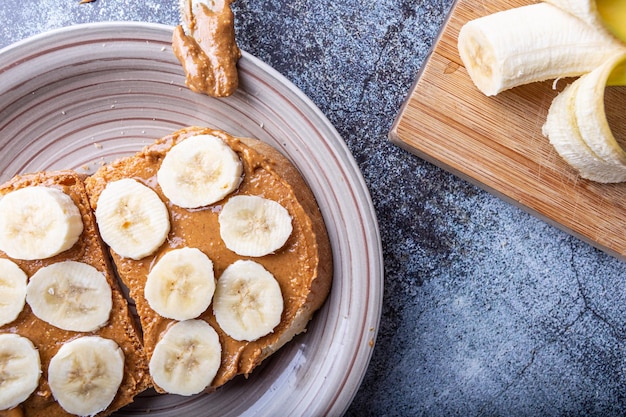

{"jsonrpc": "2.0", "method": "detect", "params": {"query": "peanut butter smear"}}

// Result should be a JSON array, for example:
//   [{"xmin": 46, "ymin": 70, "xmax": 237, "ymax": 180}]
[{"xmin": 172, "ymin": 0, "xmax": 241, "ymax": 97}]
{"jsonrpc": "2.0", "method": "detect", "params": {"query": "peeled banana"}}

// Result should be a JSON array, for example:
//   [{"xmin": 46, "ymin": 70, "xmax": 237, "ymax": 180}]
[
  {"xmin": 543, "ymin": 52, "xmax": 626, "ymax": 182},
  {"xmin": 457, "ymin": 2, "xmax": 625, "ymax": 96},
  {"xmin": 458, "ymin": 0, "xmax": 626, "ymax": 183},
  {"xmin": 544, "ymin": 0, "xmax": 626, "ymax": 42}
]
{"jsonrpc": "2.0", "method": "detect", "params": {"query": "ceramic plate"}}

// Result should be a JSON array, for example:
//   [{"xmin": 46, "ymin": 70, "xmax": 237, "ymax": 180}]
[{"xmin": 0, "ymin": 22, "xmax": 383, "ymax": 416}]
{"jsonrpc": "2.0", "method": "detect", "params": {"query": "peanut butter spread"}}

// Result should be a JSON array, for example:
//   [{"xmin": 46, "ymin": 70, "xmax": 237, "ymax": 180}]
[
  {"xmin": 172, "ymin": 0, "xmax": 241, "ymax": 97},
  {"xmin": 85, "ymin": 127, "xmax": 332, "ymax": 390},
  {"xmin": 0, "ymin": 171, "xmax": 150, "ymax": 417}
]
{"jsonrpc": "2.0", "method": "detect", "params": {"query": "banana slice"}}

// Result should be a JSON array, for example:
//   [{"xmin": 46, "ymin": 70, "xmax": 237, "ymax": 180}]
[
  {"xmin": 213, "ymin": 260, "xmax": 284, "ymax": 342},
  {"xmin": 149, "ymin": 319, "xmax": 221, "ymax": 396},
  {"xmin": 26, "ymin": 261, "xmax": 112, "ymax": 332},
  {"xmin": 218, "ymin": 195, "xmax": 293, "ymax": 257},
  {"xmin": 48, "ymin": 336, "xmax": 124, "ymax": 416},
  {"xmin": 0, "ymin": 186, "xmax": 83, "ymax": 260},
  {"xmin": 0, "ymin": 259, "xmax": 28, "ymax": 327},
  {"xmin": 157, "ymin": 134, "xmax": 243, "ymax": 208},
  {"xmin": 145, "ymin": 247, "xmax": 216, "ymax": 320},
  {"xmin": 457, "ymin": 2, "xmax": 626, "ymax": 96},
  {"xmin": 0, "ymin": 334, "xmax": 41, "ymax": 411},
  {"xmin": 95, "ymin": 178, "xmax": 170, "ymax": 260}
]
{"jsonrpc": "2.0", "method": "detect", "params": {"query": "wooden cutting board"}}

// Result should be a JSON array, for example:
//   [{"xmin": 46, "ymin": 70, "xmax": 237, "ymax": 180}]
[{"xmin": 389, "ymin": 0, "xmax": 626, "ymax": 261}]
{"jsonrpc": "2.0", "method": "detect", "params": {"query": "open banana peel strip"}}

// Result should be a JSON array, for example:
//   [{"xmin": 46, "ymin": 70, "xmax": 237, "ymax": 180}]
[{"xmin": 543, "ymin": 53, "xmax": 626, "ymax": 182}]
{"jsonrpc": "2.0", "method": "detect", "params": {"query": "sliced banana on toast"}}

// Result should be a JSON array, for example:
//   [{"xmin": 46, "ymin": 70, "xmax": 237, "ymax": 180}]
[
  {"xmin": 149, "ymin": 319, "xmax": 222, "ymax": 396},
  {"xmin": 0, "ymin": 333, "xmax": 41, "ymax": 411},
  {"xmin": 145, "ymin": 247, "xmax": 216, "ymax": 321},
  {"xmin": 0, "ymin": 170, "xmax": 151, "ymax": 416},
  {"xmin": 84, "ymin": 126, "xmax": 332, "ymax": 393},
  {"xmin": 213, "ymin": 259, "xmax": 284, "ymax": 342},
  {"xmin": 0, "ymin": 186, "xmax": 83, "ymax": 260},
  {"xmin": 48, "ymin": 336, "xmax": 125, "ymax": 416},
  {"xmin": 26, "ymin": 260, "xmax": 113, "ymax": 332},
  {"xmin": 95, "ymin": 178, "xmax": 171, "ymax": 260},
  {"xmin": 219, "ymin": 195, "xmax": 293, "ymax": 257},
  {"xmin": 157, "ymin": 134, "xmax": 243, "ymax": 208}
]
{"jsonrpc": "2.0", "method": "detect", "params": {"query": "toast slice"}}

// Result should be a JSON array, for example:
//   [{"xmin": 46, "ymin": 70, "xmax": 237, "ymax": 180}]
[
  {"xmin": 84, "ymin": 126, "xmax": 333, "ymax": 391},
  {"xmin": 0, "ymin": 170, "xmax": 150, "ymax": 417}
]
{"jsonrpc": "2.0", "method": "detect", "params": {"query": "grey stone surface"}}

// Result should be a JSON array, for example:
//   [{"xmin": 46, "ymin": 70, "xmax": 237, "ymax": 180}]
[{"xmin": 2, "ymin": 0, "xmax": 626, "ymax": 416}]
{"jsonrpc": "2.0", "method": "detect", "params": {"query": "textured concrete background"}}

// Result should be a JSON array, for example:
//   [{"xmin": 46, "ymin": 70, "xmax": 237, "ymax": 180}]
[{"xmin": 2, "ymin": 0, "xmax": 626, "ymax": 415}]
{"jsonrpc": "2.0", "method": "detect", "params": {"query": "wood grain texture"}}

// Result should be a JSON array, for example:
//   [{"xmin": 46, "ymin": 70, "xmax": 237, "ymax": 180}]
[{"xmin": 390, "ymin": 0, "xmax": 626, "ymax": 260}]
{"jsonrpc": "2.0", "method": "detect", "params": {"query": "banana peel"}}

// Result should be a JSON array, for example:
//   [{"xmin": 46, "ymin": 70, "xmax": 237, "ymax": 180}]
[
  {"xmin": 597, "ymin": 0, "xmax": 626, "ymax": 43},
  {"xmin": 543, "ymin": 52, "xmax": 626, "ymax": 182}
]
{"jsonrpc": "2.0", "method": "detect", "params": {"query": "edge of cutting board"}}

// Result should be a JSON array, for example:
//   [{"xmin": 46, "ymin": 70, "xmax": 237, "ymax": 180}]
[{"xmin": 390, "ymin": 0, "xmax": 626, "ymax": 261}]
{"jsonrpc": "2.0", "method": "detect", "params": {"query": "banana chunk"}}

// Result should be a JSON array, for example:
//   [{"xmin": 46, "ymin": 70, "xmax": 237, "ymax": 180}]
[
  {"xmin": 0, "ymin": 186, "xmax": 83, "ymax": 260},
  {"xmin": 0, "ymin": 259, "xmax": 28, "ymax": 327},
  {"xmin": 213, "ymin": 260, "xmax": 284, "ymax": 342},
  {"xmin": 0, "ymin": 334, "xmax": 41, "ymax": 411},
  {"xmin": 145, "ymin": 247, "xmax": 216, "ymax": 320},
  {"xmin": 48, "ymin": 336, "xmax": 124, "ymax": 416},
  {"xmin": 26, "ymin": 261, "xmax": 113, "ymax": 332},
  {"xmin": 457, "ymin": 2, "xmax": 625, "ymax": 96},
  {"xmin": 157, "ymin": 134, "xmax": 243, "ymax": 208},
  {"xmin": 95, "ymin": 178, "xmax": 170, "ymax": 260},
  {"xmin": 149, "ymin": 319, "xmax": 221, "ymax": 396},
  {"xmin": 218, "ymin": 195, "xmax": 293, "ymax": 257}
]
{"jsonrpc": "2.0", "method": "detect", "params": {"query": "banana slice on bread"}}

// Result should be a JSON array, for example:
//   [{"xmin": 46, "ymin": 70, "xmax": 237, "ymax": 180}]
[
  {"xmin": 85, "ymin": 126, "xmax": 332, "ymax": 394},
  {"xmin": 0, "ymin": 334, "xmax": 41, "ymax": 411},
  {"xmin": 0, "ymin": 186, "xmax": 83, "ymax": 261}
]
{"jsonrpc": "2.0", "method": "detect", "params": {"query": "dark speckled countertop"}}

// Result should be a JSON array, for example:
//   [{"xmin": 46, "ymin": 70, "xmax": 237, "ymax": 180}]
[{"xmin": 3, "ymin": 0, "xmax": 626, "ymax": 416}]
